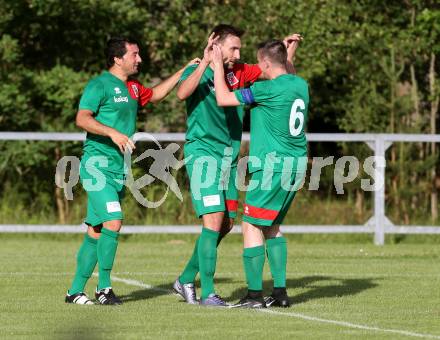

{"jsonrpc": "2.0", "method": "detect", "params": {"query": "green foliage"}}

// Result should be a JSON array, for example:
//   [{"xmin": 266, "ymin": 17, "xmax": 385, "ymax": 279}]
[{"xmin": 0, "ymin": 0, "xmax": 438, "ymax": 223}]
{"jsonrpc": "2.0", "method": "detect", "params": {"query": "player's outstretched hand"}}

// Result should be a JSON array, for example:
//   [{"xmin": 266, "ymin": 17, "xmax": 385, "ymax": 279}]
[
  {"xmin": 202, "ymin": 32, "xmax": 219, "ymax": 64},
  {"xmin": 187, "ymin": 58, "xmax": 202, "ymax": 67},
  {"xmin": 212, "ymin": 44, "xmax": 223, "ymax": 68},
  {"xmin": 283, "ymin": 33, "xmax": 303, "ymax": 47},
  {"xmin": 109, "ymin": 130, "xmax": 135, "ymax": 154},
  {"xmin": 283, "ymin": 33, "xmax": 302, "ymax": 59}
]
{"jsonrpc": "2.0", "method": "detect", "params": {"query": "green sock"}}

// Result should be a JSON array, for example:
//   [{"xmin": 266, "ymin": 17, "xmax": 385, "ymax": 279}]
[
  {"xmin": 198, "ymin": 227, "xmax": 219, "ymax": 299},
  {"xmin": 243, "ymin": 245, "xmax": 265, "ymax": 291},
  {"xmin": 179, "ymin": 237, "xmax": 200, "ymax": 284},
  {"xmin": 97, "ymin": 228, "xmax": 119, "ymax": 290},
  {"xmin": 180, "ymin": 226, "xmax": 229, "ymax": 284},
  {"xmin": 266, "ymin": 237, "xmax": 287, "ymax": 288},
  {"xmin": 68, "ymin": 234, "xmax": 98, "ymax": 295}
]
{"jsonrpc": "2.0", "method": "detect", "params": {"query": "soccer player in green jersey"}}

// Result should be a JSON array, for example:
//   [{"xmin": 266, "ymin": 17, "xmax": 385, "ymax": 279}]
[
  {"xmin": 173, "ymin": 25, "xmax": 300, "ymax": 306},
  {"xmin": 65, "ymin": 37, "xmax": 199, "ymax": 305},
  {"xmin": 212, "ymin": 38, "xmax": 308, "ymax": 308}
]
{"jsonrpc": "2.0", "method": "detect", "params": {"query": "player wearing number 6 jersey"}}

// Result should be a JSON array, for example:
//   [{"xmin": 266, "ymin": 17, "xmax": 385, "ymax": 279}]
[{"xmin": 212, "ymin": 39, "xmax": 309, "ymax": 308}]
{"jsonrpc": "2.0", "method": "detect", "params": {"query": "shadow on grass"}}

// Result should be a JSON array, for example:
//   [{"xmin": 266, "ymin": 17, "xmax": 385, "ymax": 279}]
[
  {"xmin": 118, "ymin": 275, "xmax": 378, "ymax": 305},
  {"xmin": 119, "ymin": 277, "xmax": 234, "ymax": 303},
  {"xmin": 227, "ymin": 275, "xmax": 379, "ymax": 304}
]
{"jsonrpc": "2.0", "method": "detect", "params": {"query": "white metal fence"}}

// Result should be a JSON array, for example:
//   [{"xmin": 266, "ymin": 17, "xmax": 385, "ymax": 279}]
[{"xmin": 0, "ymin": 132, "xmax": 439, "ymax": 245}]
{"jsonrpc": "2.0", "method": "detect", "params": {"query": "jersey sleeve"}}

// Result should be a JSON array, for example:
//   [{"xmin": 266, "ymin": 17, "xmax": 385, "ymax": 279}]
[
  {"xmin": 179, "ymin": 64, "xmax": 198, "ymax": 83},
  {"xmin": 138, "ymin": 84, "xmax": 153, "ymax": 107},
  {"xmin": 242, "ymin": 64, "xmax": 262, "ymax": 84},
  {"xmin": 234, "ymin": 80, "xmax": 271, "ymax": 105},
  {"xmin": 78, "ymin": 79, "xmax": 104, "ymax": 113}
]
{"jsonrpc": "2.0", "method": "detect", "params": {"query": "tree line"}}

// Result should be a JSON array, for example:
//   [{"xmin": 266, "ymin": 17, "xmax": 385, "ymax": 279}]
[{"xmin": 0, "ymin": 0, "xmax": 438, "ymax": 224}]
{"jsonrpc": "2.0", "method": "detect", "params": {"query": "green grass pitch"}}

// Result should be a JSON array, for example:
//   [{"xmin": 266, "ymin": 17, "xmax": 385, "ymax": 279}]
[{"xmin": 1, "ymin": 234, "xmax": 440, "ymax": 339}]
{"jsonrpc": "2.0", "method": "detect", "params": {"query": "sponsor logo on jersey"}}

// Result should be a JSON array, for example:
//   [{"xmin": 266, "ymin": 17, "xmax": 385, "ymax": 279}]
[
  {"xmin": 226, "ymin": 72, "xmax": 239, "ymax": 86},
  {"xmin": 203, "ymin": 194, "xmax": 220, "ymax": 207},
  {"xmin": 114, "ymin": 96, "xmax": 128, "ymax": 103},
  {"xmin": 131, "ymin": 84, "xmax": 139, "ymax": 98},
  {"xmin": 244, "ymin": 205, "xmax": 249, "ymax": 215},
  {"xmin": 114, "ymin": 87, "xmax": 121, "ymax": 94},
  {"xmin": 106, "ymin": 201, "xmax": 121, "ymax": 213}
]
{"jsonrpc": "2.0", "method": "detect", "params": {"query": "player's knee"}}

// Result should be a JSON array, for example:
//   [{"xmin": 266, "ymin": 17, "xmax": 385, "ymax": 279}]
[
  {"xmin": 87, "ymin": 225, "xmax": 102, "ymax": 239},
  {"xmin": 103, "ymin": 220, "xmax": 122, "ymax": 232},
  {"xmin": 242, "ymin": 223, "xmax": 259, "ymax": 239},
  {"xmin": 202, "ymin": 212, "xmax": 224, "ymax": 230},
  {"xmin": 221, "ymin": 217, "xmax": 233, "ymax": 232},
  {"xmin": 241, "ymin": 223, "xmax": 249, "ymax": 235},
  {"xmin": 264, "ymin": 225, "xmax": 281, "ymax": 239}
]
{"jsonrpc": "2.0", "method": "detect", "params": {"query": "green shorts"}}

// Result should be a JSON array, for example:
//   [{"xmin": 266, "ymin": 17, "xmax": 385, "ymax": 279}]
[
  {"xmin": 243, "ymin": 170, "xmax": 304, "ymax": 227},
  {"xmin": 80, "ymin": 163, "xmax": 125, "ymax": 227},
  {"xmin": 185, "ymin": 159, "xmax": 238, "ymax": 219}
]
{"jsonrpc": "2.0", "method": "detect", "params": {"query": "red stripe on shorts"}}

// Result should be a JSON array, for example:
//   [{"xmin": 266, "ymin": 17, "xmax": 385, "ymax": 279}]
[
  {"xmin": 226, "ymin": 200, "xmax": 238, "ymax": 212},
  {"xmin": 243, "ymin": 204, "xmax": 278, "ymax": 220}
]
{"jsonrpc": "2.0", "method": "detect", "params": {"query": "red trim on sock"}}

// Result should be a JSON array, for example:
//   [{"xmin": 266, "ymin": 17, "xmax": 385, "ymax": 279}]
[
  {"xmin": 226, "ymin": 199, "xmax": 238, "ymax": 212},
  {"xmin": 243, "ymin": 204, "xmax": 278, "ymax": 220}
]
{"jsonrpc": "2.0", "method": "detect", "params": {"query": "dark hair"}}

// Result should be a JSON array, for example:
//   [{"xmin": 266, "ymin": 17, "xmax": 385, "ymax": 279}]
[
  {"xmin": 105, "ymin": 37, "xmax": 139, "ymax": 68},
  {"xmin": 210, "ymin": 24, "xmax": 244, "ymax": 43},
  {"xmin": 257, "ymin": 39, "xmax": 287, "ymax": 66}
]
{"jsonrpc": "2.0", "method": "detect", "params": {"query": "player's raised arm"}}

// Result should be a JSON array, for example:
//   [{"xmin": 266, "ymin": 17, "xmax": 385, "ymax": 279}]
[
  {"xmin": 212, "ymin": 45, "xmax": 240, "ymax": 107},
  {"xmin": 283, "ymin": 33, "xmax": 302, "ymax": 74},
  {"xmin": 150, "ymin": 58, "xmax": 201, "ymax": 103},
  {"xmin": 176, "ymin": 33, "xmax": 218, "ymax": 100}
]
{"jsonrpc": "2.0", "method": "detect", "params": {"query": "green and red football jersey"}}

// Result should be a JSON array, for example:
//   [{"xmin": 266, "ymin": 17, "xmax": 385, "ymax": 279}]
[
  {"xmin": 234, "ymin": 73, "xmax": 309, "ymax": 173},
  {"xmin": 181, "ymin": 63, "xmax": 261, "ymax": 165},
  {"xmin": 79, "ymin": 71, "xmax": 153, "ymax": 174}
]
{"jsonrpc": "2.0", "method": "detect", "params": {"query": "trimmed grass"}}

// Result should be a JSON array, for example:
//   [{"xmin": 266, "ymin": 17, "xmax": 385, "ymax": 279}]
[{"xmin": 1, "ymin": 234, "xmax": 440, "ymax": 339}]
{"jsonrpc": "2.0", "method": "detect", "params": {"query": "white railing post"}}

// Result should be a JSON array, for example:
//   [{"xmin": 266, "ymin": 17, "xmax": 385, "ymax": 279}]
[{"xmin": 373, "ymin": 135, "xmax": 390, "ymax": 245}]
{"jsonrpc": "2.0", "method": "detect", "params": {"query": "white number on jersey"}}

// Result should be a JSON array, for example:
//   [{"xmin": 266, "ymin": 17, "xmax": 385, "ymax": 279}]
[{"xmin": 289, "ymin": 99, "xmax": 305, "ymax": 136}]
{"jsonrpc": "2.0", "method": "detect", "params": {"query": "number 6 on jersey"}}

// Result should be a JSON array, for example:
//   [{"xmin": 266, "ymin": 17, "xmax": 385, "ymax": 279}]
[{"xmin": 289, "ymin": 99, "xmax": 305, "ymax": 136}]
